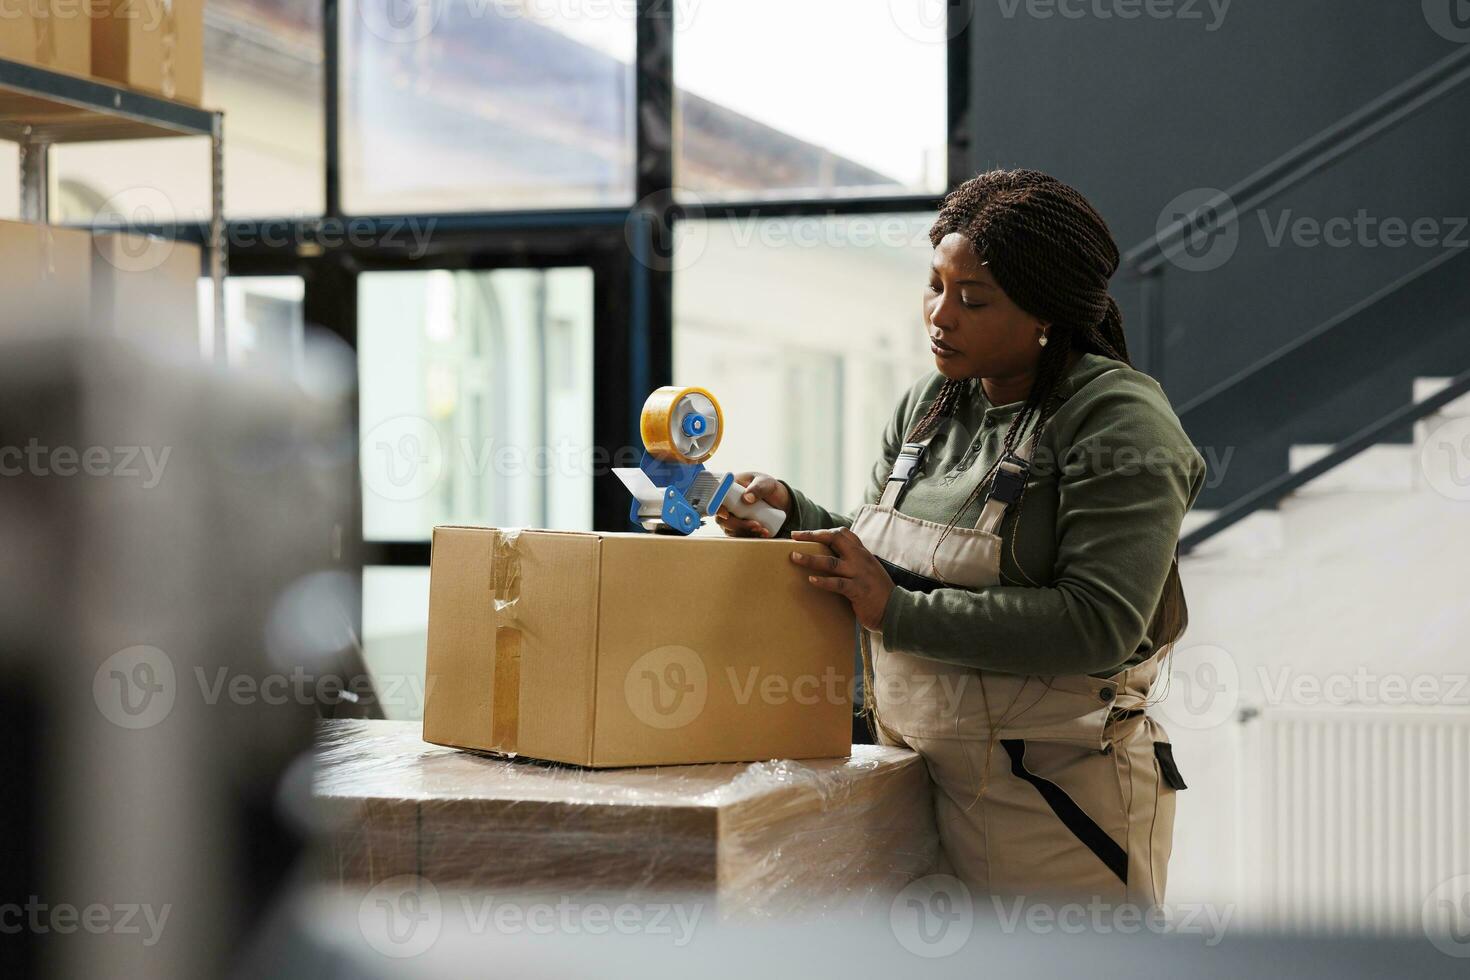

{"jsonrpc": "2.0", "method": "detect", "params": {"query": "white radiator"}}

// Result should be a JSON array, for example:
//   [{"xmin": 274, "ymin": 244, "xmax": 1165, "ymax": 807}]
[{"xmin": 1235, "ymin": 707, "xmax": 1470, "ymax": 935}]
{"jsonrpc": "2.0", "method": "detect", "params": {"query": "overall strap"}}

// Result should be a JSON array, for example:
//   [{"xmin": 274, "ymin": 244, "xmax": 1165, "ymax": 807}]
[
  {"xmin": 877, "ymin": 430, "xmax": 940, "ymax": 510},
  {"xmin": 975, "ymin": 440, "xmax": 1034, "ymax": 535}
]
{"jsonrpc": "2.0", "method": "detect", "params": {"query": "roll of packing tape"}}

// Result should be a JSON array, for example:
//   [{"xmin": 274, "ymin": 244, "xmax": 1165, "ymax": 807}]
[{"xmin": 640, "ymin": 386, "xmax": 724, "ymax": 464}]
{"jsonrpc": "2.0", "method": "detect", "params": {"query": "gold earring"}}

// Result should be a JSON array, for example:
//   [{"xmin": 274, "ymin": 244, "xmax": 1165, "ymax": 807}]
[{"xmin": 1038, "ymin": 335, "xmax": 1049, "ymax": 347}]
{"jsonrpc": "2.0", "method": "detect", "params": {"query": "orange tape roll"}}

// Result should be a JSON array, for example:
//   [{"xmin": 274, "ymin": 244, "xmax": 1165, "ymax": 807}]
[{"xmin": 640, "ymin": 386, "xmax": 724, "ymax": 464}]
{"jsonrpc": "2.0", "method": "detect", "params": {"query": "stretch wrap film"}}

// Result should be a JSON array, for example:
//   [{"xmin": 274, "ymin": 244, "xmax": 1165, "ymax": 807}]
[{"xmin": 315, "ymin": 720, "xmax": 939, "ymax": 917}]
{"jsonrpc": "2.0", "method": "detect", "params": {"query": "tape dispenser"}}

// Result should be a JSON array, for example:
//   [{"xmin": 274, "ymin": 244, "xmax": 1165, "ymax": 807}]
[{"xmin": 614, "ymin": 386, "xmax": 786, "ymax": 536}]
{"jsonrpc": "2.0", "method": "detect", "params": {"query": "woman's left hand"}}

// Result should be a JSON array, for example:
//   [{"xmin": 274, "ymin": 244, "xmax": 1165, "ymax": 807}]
[{"xmin": 790, "ymin": 528, "xmax": 895, "ymax": 630}]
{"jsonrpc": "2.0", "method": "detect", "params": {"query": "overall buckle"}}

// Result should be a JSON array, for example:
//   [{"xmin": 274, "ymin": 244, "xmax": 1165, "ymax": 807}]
[
  {"xmin": 887, "ymin": 442, "xmax": 928, "ymax": 485},
  {"xmin": 988, "ymin": 452, "xmax": 1030, "ymax": 504}
]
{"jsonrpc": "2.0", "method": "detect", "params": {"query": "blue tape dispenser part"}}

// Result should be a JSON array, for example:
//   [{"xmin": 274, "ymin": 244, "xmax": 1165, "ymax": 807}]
[{"xmin": 613, "ymin": 387, "xmax": 785, "ymax": 536}]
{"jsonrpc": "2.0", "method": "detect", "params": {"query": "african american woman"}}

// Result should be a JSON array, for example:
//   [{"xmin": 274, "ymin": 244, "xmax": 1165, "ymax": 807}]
[{"xmin": 718, "ymin": 169, "xmax": 1205, "ymax": 910}]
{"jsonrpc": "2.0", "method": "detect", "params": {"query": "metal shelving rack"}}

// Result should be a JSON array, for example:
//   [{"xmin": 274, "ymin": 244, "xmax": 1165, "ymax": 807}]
[{"xmin": 0, "ymin": 57, "xmax": 225, "ymax": 359}]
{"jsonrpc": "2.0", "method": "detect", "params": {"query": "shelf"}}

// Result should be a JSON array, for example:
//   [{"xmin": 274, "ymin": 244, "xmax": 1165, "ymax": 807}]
[
  {"xmin": 0, "ymin": 56, "xmax": 226, "ymax": 363},
  {"xmin": 0, "ymin": 58, "xmax": 217, "ymax": 143}
]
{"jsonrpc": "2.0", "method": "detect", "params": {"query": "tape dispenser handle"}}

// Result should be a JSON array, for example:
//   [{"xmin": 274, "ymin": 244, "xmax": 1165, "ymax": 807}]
[{"xmin": 724, "ymin": 481, "xmax": 785, "ymax": 536}]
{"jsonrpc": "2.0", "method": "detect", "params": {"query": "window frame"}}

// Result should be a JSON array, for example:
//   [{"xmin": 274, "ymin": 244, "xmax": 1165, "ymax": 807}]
[{"xmin": 223, "ymin": 0, "xmax": 974, "ymax": 569}]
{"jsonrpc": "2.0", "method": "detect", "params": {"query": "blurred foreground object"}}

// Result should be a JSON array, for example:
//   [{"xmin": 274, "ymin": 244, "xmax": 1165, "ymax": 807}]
[
  {"xmin": 245, "ymin": 877, "xmax": 1470, "ymax": 980},
  {"xmin": 0, "ymin": 221, "xmax": 91, "ymax": 335},
  {"xmin": 0, "ymin": 333, "xmax": 356, "ymax": 977},
  {"xmin": 89, "ymin": 232, "xmax": 201, "ymax": 347}
]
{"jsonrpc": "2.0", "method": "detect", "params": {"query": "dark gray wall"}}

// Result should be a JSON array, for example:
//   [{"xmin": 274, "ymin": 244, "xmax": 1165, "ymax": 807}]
[{"xmin": 967, "ymin": 0, "xmax": 1470, "ymax": 504}]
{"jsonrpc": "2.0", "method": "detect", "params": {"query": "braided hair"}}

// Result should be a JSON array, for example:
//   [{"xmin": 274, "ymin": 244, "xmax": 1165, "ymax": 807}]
[
  {"xmin": 911, "ymin": 168, "xmax": 1187, "ymax": 653},
  {"xmin": 908, "ymin": 169, "xmax": 1130, "ymax": 446}
]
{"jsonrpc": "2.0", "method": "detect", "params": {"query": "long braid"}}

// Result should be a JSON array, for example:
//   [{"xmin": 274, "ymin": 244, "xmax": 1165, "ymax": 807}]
[
  {"xmin": 904, "ymin": 378, "xmax": 968, "ymax": 443},
  {"xmin": 925, "ymin": 332, "xmax": 1072, "ymax": 577}
]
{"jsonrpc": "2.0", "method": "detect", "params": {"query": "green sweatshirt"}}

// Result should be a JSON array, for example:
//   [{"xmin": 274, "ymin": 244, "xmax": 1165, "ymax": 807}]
[{"xmin": 778, "ymin": 353, "xmax": 1207, "ymax": 678}]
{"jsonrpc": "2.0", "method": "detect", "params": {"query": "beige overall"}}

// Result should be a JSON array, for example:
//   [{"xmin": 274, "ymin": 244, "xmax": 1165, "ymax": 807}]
[{"xmin": 851, "ymin": 429, "xmax": 1185, "ymax": 907}]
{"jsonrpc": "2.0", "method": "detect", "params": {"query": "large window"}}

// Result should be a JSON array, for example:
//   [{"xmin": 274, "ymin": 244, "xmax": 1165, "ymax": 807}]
[
  {"xmin": 341, "ymin": 0, "xmax": 636, "ymax": 213},
  {"xmin": 50, "ymin": 0, "xmax": 324, "ymax": 223},
  {"xmin": 673, "ymin": 0, "xmax": 948, "ymax": 200},
  {"xmin": 358, "ymin": 267, "xmax": 595, "ymax": 540},
  {"xmin": 362, "ymin": 566, "xmax": 432, "ymax": 721},
  {"xmin": 4, "ymin": 0, "xmax": 957, "ymax": 534},
  {"xmin": 197, "ymin": 276, "xmax": 307, "ymax": 370},
  {"xmin": 205, "ymin": 0, "xmax": 326, "ymax": 216},
  {"xmin": 674, "ymin": 213, "xmax": 938, "ymax": 512},
  {"xmin": 170, "ymin": 1, "xmax": 959, "ymax": 656}
]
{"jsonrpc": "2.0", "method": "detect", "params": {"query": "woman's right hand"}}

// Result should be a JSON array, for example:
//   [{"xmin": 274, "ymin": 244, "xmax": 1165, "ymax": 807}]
[{"xmin": 715, "ymin": 472, "xmax": 791, "ymax": 538}]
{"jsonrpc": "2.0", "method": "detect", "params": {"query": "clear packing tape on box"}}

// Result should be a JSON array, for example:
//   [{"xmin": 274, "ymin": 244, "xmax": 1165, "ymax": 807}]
[
  {"xmin": 34, "ymin": 4, "xmax": 56, "ymax": 64},
  {"xmin": 314, "ymin": 720, "xmax": 939, "ymax": 918},
  {"xmin": 488, "ymin": 527, "xmax": 522, "ymax": 750},
  {"xmin": 160, "ymin": 0, "xmax": 180, "ymax": 100}
]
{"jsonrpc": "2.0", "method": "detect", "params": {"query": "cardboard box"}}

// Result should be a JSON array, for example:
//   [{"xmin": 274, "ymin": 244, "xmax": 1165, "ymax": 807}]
[
  {"xmin": 90, "ymin": 0, "xmax": 203, "ymax": 104},
  {"xmin": 317, "ymin": 720, "xmax": 938, "ymax": 914},
  {"xmin": 0, "ymin": 219, "xmax": 91, "ymax": 335},
  {"xmin": 90, "ymin": 231, "xmax": 200, "ymax": 348},
  {"xmin": 0, "ymin": 0, "xmax": 91, "ymax": 76},
  {"xmin": 423, "ymin": 527, "xmax": 856, "ymax": 767}
]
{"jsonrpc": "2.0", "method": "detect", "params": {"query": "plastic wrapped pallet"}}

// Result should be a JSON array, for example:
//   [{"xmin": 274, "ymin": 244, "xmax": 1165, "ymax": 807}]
[{"xmin": 314, "ymin": 720, "xmax": 938, "ymax": 918}]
